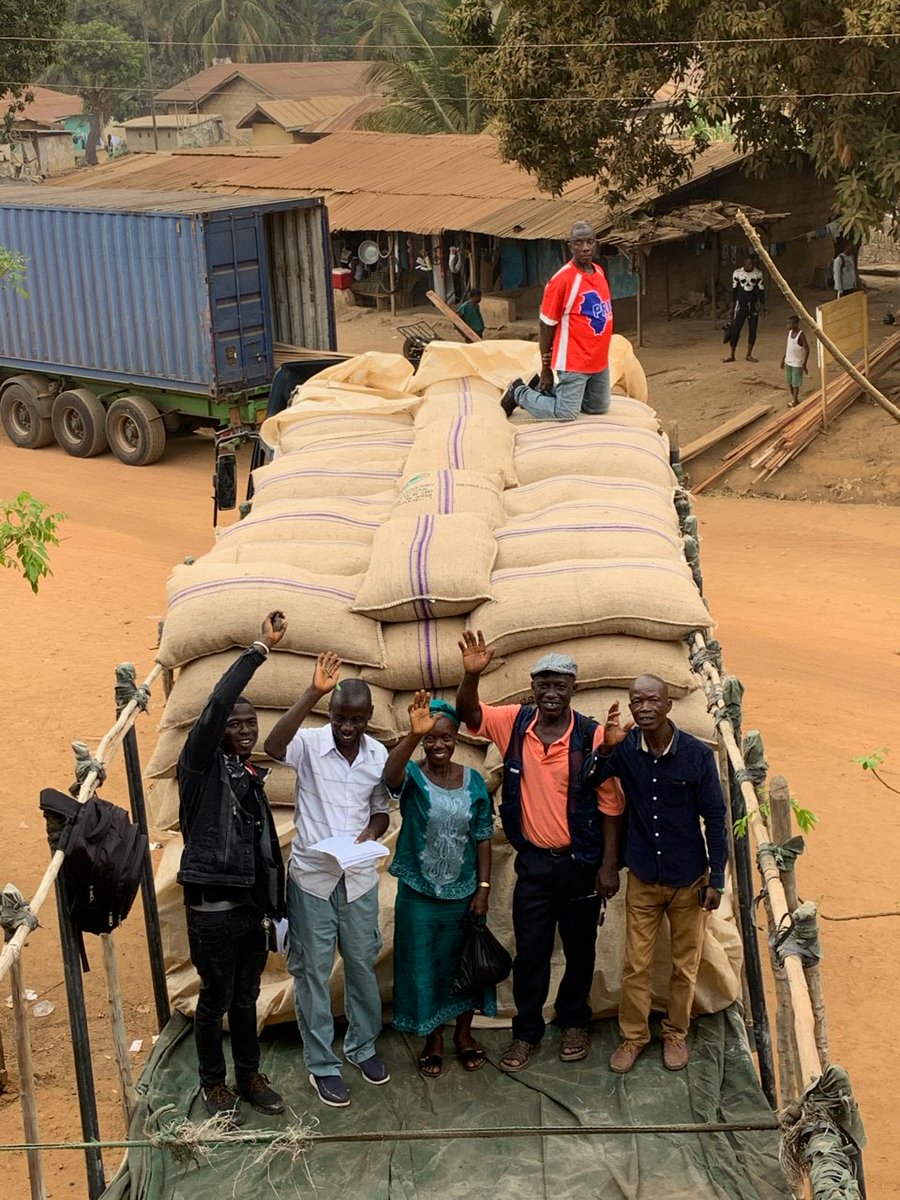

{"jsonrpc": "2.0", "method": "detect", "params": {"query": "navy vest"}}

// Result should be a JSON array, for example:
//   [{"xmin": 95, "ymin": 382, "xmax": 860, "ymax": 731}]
[{"xmin": 499, "ymin": 706, "xmax": 604, "ymax": 864}]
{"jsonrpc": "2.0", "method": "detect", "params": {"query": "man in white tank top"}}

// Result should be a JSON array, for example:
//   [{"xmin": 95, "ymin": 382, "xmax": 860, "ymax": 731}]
[{"xmin": 780, "ymin": 315, "xmax": 809, "ymax": 407}]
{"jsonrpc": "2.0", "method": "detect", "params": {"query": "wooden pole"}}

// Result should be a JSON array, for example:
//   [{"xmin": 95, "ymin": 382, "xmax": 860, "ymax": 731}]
[
  {"xmin": 388, "ymin": 235, "xmax": 397, "ymax": 318},
  {"xmin": 734, "ymin": 210, "xmax": 900, "ymax": 423},
  {"xmin": 710, "ymin": 235, "xmax": 718, "ymax": 330},
  {"xmin": 718, "ymin": 740, "xmax": 756, "ymax": 1042},
  {"xmin": 818, "ymin": 332, "xmax": 829, "ymax": 433},
  {"xmin": 0, "ymin": 1021, "xmax": 7, "ymax": 1092},
  {"xmin": 101, "ymin": 933, "xmax": 136, "ymax": 1129},
  {"xmin": 690, "ymin": 632, "xmax": 822, "ymax": 1088},
  {"xmin": 10, "ymin": 960, "xmax": 44, "ymax": 1200},
  {"xmin": 426, "ymin": 289, "xmax": 482, "ymax": 342},
  {"xmin": 469, "ymin": 232, "xmax": 477, "ymax": 292},
  {"xmin": 665, "ymin": 256, "xmax": 670, "ymax": 322},
  {"xmin": 0, "ymin": 662, "xmax": 163, "ymax": 988}
]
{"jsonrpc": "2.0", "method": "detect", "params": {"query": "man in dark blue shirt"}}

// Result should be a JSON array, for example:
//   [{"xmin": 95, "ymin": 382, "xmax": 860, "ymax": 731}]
[{"xmin": 584, "ymin": 674, "xmax": 727, "ymax": 1074}]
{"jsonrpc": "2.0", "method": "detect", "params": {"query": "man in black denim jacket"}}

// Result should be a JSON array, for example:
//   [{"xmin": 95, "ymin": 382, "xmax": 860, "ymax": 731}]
[{"xmin": 177, "ymin": 610, "xmax": 287, "ymax": 1125}]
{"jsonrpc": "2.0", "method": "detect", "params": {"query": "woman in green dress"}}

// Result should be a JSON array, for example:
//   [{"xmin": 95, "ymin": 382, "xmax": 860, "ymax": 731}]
[{"xmin": 385, "ymin": 691, "xmax": 495, "ymax": 1077}]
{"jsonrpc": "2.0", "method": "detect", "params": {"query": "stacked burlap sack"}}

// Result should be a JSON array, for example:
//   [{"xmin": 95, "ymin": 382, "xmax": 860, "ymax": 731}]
[{"xmin": 149, "ymin": 337, "xmax": 741, "ymax": 1026}]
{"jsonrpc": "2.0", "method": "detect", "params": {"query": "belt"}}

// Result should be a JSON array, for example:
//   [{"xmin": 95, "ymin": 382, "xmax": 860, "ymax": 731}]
[{"xmin": 526, "ymin": 844, "xmax": 573, "ymax": 857}]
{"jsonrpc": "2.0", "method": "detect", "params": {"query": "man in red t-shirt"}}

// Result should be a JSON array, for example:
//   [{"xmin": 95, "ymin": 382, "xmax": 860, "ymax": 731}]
[{"xmin": 501, "ymin": 221, "xmax": 614, "ymax": 421}]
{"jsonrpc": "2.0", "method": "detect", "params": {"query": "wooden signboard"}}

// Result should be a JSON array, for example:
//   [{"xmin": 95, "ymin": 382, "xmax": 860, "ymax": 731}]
[{"xmin": 815, "ymin": 291, "xmax": 869, "ymax": 429}]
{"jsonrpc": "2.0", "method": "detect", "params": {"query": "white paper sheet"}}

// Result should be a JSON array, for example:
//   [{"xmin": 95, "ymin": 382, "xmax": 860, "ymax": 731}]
[{"xmin": 307, "ymin": 834, "xmax": 390, "ymax": 870}]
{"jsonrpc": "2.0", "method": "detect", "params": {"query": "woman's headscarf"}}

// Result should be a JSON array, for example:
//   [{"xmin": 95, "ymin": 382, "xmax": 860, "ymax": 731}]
[{"xmin": 428, "ymin": 698, "xmax": 461, "ymax": 727}]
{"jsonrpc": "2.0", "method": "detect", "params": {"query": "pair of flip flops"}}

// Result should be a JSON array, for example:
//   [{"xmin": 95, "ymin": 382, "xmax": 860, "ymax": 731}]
[{"xmin": 417, "ymin": 1047, "xmax": 486, "ymax": 1078}]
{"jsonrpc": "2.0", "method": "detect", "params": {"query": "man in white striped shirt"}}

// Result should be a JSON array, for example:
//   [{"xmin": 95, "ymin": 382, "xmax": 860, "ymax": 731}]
[
  {"xmin": 501, "ymin": 220, "xmax": 614, "ymax": 421},
  {"xmin": 265, "ymin": 653, "xmax": 390, "ymax": 1109}
]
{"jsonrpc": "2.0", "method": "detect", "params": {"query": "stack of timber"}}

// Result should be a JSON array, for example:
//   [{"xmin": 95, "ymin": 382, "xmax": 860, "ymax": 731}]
[{"xmin": 693, "ymin": 329, "xmax": 900, "ymax": 492}]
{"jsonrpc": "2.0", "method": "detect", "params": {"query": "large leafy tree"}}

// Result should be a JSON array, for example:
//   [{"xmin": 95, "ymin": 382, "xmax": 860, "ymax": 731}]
[
  {"xmin": 174, "ymin": 0, "xmax": 315, "ymax": 64},
  {"xmin": 454, "ymin": 0, "xmax": 900, "ymax": 236},
  {"xmin": 47, "ymin": 20, "xmax": 145, "ymax": 163},
  {"xmin": 0, "ymin": 0, "xmax": 68, "ymax": 137}
]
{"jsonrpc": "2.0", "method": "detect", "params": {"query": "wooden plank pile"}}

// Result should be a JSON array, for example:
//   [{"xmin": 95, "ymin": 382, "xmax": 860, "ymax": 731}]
[{"xmin": 693, "ymin": 330, "xmax": 900, "ymax": 492}]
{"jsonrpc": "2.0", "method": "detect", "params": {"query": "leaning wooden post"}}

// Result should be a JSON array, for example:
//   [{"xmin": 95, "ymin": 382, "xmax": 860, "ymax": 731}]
[
  {"xmin": 9, "ymin": 960, "xmax": 44, "ymax": 1200},
  {"xmin": 101, "ymin": 933, "xmax": 136, "ymax": 1128},
  {"xmin": 734, "ymin": 210, "xmax": 900, "ymax": 423}
]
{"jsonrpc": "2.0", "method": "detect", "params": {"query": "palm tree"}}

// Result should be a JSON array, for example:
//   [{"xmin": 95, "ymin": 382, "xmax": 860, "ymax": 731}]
[
  {"xmin": 349, "ymin": 0, "xmax": 437, "ymax": 60},
  {"xmin": 174, "ymin": 0, "xmax": 295, "ymax": 64}
]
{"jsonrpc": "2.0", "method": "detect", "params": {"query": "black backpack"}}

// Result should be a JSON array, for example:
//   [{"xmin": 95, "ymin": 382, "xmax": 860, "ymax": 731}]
[{"xmin": 40, "ymin": 788, "xmax": 147, "ymax": 955}]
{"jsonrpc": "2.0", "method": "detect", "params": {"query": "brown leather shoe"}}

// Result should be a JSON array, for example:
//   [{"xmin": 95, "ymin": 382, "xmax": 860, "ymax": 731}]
[
  {"xmin": 663, "ymin": 1035, "xmax": 689, "ymax": 1071},
  {"xmin": 499, "ymin": 1038, "xmax": 537, "ymax": 1073},
  {"xmin": 559, "ymin": 1026, "xmax": 591, "ymax": 1062},
  {"xmin": 609, "ymin": 1040, "xmax": 645, "ymax": 1074}
]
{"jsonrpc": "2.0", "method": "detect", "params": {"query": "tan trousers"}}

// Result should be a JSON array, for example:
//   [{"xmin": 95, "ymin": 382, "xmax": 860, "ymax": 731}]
[{"xmin": 618, "ymin": 871, "xmax": 707, "ymax": 1045}]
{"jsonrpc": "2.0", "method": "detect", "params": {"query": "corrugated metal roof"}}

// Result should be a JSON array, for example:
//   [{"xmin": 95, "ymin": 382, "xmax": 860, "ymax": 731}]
[
  {"xmin": 235, "ymin": 95, "xmax": 382, "ymax": 132},
  {"xmin": 0, "ymin": 186, "xmax": 319, "ymax": 216},
  {"xmin": 41, "ymin": 133, "xmax": 752, "ymax": 239},
  {"xmin": 124, "ymin": 114, "xmax": 223, "ymax": 129},
  {"xmin": 156, "ymin": 61, "xmax": 373, "ymax": 104},
  {"xmin": 3, "ymin": 85, "xmax": 83, "ymax": 124}
]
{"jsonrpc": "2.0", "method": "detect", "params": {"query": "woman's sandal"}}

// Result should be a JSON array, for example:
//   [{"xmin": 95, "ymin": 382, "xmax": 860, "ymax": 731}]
[
  {"xmin": 417, "ymin": 1053, "xmax": 443, "ymax": 1079},
  {"xmin": 457, "ymin": 1046, "xmax": 486, "ymax": 1073}
]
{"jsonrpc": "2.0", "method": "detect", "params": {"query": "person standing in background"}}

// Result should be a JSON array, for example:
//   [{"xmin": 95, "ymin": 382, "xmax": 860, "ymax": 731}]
[
  {"xmin": 780, "ymin": 315, "xmax": 810, "ymax": 407},
  {"xmin": 832, "ymin": 245, "xmax": 859, "ymax": 299},
  {"xmin": 723, "ymin": 254, "xmax": 765, "ymax": 363}
]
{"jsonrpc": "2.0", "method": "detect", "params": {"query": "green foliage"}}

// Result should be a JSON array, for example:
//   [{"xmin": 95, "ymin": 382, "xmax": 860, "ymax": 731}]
[
  {"xmin": 0, "ymin": 493, "xmax": 66, "ymax": 595},
  {"xmin": 0, "ymin": 247, "xmax": 28, "ymax": 297},
  {"xmin": 457, "ymin": 0, "xmax": 900, "ymax": 235},
  {"xmin": 174, "ymin": 0, "xmax": 310, "ymax": 65},
  {"xmin": 48, "ymin": 20, "xmax": 146, "ymax": 124},
  {"xmin": 0, "ymin": 0, "xmax": 68, "ymax": 136},
  {"xmin": 733, "ymin": 795, "xmax": 818, "ymax": 839},
  {"xmin": 853, "ymin": 746, "xmax": 889, "ymax": 771}
]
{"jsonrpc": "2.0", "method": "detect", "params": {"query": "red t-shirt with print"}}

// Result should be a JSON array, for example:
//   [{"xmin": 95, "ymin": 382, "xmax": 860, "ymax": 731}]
[{"xmin": 540, "ymin": 260, "xmax": 613, "ymax": 373}]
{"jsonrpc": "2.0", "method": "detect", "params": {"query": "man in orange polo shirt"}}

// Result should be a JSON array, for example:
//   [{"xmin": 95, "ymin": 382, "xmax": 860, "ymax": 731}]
[{"xmin": 456, "ymin": 631, "xmax": 623, "ymax": 1072}]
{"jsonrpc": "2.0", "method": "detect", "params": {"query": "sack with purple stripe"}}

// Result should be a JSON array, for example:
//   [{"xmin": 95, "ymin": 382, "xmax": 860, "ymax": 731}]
[
  {"xmin": 351, "ymin": 512, "xmax": 496, "ymax": 623},
  {"xmin": 394, "ymin": 469, "xmax": 504, "ymax": 528},
  {"xmin": 157, "ymin": 562, "xmax": 385, "ymax": 668},
  {"xmin": 251, "ymin": 453, "xmax": 405, "ymax": 504},
  {"xmin": 212, "ymin": 495, "xmax": 393, "ymax": 547},
  {"xmin": 494, "ymin": 507, "xmax": 685, "ymax": 569},
  {"xmin": 403, "ymin": 409, "xmax": 517, "ymax": 488},
  {"xmin": 359, "ymin": 617, "xmax": 501, "ymax": 691},
  {"xmin": 513, "ymin": 425, "xmax": 675, "ymax": 488}
]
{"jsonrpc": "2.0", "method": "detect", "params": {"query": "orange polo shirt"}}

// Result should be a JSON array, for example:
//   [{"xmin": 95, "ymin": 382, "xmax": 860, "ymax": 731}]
[{"xmin": 472, "ymin": 703, "xmax": 625, "ymax": 850}]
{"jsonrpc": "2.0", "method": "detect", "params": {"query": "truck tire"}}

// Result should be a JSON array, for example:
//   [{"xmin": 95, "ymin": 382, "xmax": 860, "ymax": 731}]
[
  {"xmin": 51, "ymin": 389, "xmax": 108, "ymax": 458},
  {"xmin": 0, "ymin": 379, "xmax": 54, "ymax": 449},
  {"xmin": 106, "ymin": 395, "xmax": 166, "ymax": 466}
]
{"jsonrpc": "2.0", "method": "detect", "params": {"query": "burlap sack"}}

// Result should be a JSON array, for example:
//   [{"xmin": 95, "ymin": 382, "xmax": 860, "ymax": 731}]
[
  {"xmin": 214, "ymin": 495, "xmax": 393, "ymax": 548},
  {"xmin": 251, "ymin": 455, "xmax": 404, "ymax": 504},
  {"xmin": 607, "ymin": 332, "xmax": 649, "ymax": 403},
  {"xmin": 403, "ymin": 413, "xmax": 517, "ymax": 488},
  {"xmin": 413, "ymin": 380, "xmax": 507, "ymax": 432},
  {"xmin": 511, "ymin": 396, "xmax": 659, "ymax": 432},
  {"xmin": 479, "ymin": 636, "xmax": 698, "ymax": 703},
  {"xmin": 494, "ymin": 514, "xmax": 685, "ymax": 569},
  {"xmin": 260, "ymin": 385, "xmax": 418, "ymax": 453},
  {"xmin": 351, "ymin": 513, "xmax": 497, "ymax": 623},
  {"xmin": 472, "ymin": 559, "xmax": 712, "ymax": 653},
  {"xmin": 502, "ymin": 476, "xmax": 676, "ymax": 520},
  {"xmin": 409, "ymin": 339, "xmax": 540, "ymax": 394},
  {"xmin": 158, "ymin": 562, "xmax": 384, "ymax": 669},
  {"xmin": 300, "ymin": 351, "xmax": 415, "ymax": 394},
  {"xmin": 514, "ymin": 427, "xmax": 675, "ymax": 489},
  {"xmin": 393, "ymin": 469, "xmax": 505, "ymax": 528},
  {"xmin": 359, "ymin": 616, "xmax": 500, "ymax": 692},
  {"xmin": 158, "ymin": 652, "xmax": 395, "ymax": 738},
  {"xmin": 205, "ymin": 538, "xmax": 372, "ymax": 576},
  {"xmin": 145, "ymin": 710, "xmax": 331, "ymax": 779},
  {"xmin": 146, "ymin": 766, "xmax": 299, "ymax": 833},
  {"xmin": 270, "ymin": 420, "xmax": 415, "ymax": 459}
]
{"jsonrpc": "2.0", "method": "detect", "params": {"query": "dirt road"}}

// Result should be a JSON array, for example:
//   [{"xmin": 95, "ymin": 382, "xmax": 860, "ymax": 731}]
[{"xmin": 1, "ymin": 436, "xmax": 897, "ymax": 1197}]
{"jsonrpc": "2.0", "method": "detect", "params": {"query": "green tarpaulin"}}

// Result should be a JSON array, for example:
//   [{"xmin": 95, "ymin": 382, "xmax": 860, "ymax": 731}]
[{"xmin": 102, "ymin": 1006, "xmax": 790, "ymax": 1200}]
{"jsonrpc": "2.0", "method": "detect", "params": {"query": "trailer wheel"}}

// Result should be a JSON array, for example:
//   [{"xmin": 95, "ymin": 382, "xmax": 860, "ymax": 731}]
[
  {"xmin": 51, "ymin": 389, "xmax": 108, "ymax": 458},
  {"xmin": 106, "ymin": 395, "xmax": 166, "ymax": 466},
  {"xmin": 0, "ymin": 379, "xmax": 54, "ymax": 449}
]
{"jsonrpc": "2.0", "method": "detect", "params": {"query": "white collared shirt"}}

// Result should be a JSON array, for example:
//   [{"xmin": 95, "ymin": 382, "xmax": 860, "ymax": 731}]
[{"xmin": 285, "ymin": 725, "xmax": 389, "ymax": 901}]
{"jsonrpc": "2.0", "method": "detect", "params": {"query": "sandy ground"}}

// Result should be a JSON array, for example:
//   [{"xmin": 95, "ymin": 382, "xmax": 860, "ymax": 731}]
[{"xmin": 1, "ymin": 312, "xmax": 899, "ymax": 1197}]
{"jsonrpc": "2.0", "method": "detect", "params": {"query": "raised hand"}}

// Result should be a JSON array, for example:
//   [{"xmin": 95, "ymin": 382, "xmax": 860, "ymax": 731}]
[
  {"xmin": 261, "ymin": 610, "xmax": 287, "ymax": 648},
  {"xmin": 409, "ymin": 690, "xmax": 438, "ymax": 737},
  {"xmin": 458, "ymin": 629, "xmax": 495, "ymax": 677},
  {"xmin": 603, "ymin": 702, "xmax": 633, "ymax": 749},
  {"xmin": 312, "ymin": 650, "xmax": 341, "ymax": 695}
]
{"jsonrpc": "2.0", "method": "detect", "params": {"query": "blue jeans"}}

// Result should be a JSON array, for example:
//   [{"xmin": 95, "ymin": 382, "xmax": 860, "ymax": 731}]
[
  {"xmin": 286, "ymin": 876, "xmax": 383, "ymax": 1077},
  {"xmin": 514, "ymin": 367, "xmax": 611, "ymax": 421}
]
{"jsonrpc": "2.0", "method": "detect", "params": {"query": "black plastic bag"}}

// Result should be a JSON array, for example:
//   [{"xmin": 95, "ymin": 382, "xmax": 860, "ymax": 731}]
[{"xmin": 452, "ymin": 914, "xmax": 512, "ymax": 994}]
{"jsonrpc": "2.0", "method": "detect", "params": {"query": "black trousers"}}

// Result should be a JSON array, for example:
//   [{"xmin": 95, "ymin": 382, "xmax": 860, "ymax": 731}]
[
  {"xmin": 186, "ymin": 906, "xmax": 269, "ymax": 1090},
  {"xmin": 511, "ymin": 847, "xmax": 602, "ymax": 1043},
  {"xmin": 729, "ymin": 304, "xmax": 759, "ymax": 351}
]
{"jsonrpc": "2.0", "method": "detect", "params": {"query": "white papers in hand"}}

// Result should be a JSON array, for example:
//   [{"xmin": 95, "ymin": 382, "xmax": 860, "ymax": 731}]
[{"xmin": 307, "ymin": 835, "xmax": 390, "ymax": 871}]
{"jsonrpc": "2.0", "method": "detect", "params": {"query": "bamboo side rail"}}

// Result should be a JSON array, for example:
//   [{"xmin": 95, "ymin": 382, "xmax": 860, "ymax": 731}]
[
  {"xmin": 689, "ymin": 632, "xmax": 823, "ymax": 1088},
  {"xmin": 0, "ymin": 662, "xmax": 164, "ymax": 986}
]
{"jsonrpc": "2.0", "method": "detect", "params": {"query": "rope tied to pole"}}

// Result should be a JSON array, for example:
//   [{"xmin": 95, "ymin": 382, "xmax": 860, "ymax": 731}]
[
  {"xmin": 741, "ymin": 731, "xmax": 768, "ymax": 787},
  {"xmin": 114, "ymin": 663, "xmax": 151, "ymax": 717},
  {"xmin": 688, "ymin": 636, "xmax": 723, "ymax": 675},
  {"xmin": 772, "ymin": 901, "xmax": 822, "ymax": 968},
  {"xmin": 780, "ymin": 1064, "xmax": 866, "ymax": 1196},
  {"xmin": 758, "ymin": 837, "xmax": 806, "ymax": 874},
  {"xmin": 0, "ymin": 885, "xmax": 39, "ymax": 940},
  {"xmin": 69, "ymin": 742, "xmax": 106, "ymax": 796}
]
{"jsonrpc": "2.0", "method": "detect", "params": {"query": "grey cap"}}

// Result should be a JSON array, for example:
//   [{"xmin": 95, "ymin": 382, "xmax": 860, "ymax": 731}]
[{"xmin": 531, "ymin": 653, "xmax": 578, "ymax": 678}]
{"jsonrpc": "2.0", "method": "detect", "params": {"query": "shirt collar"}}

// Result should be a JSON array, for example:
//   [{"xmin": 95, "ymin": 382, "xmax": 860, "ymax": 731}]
[{"xmin": 638, "ymin": 722, "xmax": 679, "ymax": 757}]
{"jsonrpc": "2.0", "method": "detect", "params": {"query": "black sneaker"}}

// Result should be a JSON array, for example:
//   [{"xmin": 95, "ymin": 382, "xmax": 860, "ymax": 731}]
[
  {"xmin": 500, "ymin": 378, "xmax": 523, "ymax": 417},
  {"xmin": 201, "ymin": 1082, "xmax": 245, "ymax": 1127},
  {"xmin": 237, "ymin": 1071, "xmax": 285, "ymax": 1115}
]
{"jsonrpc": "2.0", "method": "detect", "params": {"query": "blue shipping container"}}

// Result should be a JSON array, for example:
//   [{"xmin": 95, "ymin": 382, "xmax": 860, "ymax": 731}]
[{"xmin": 0, "ymin": 189, "xmax": 334, "ymax": 397}]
